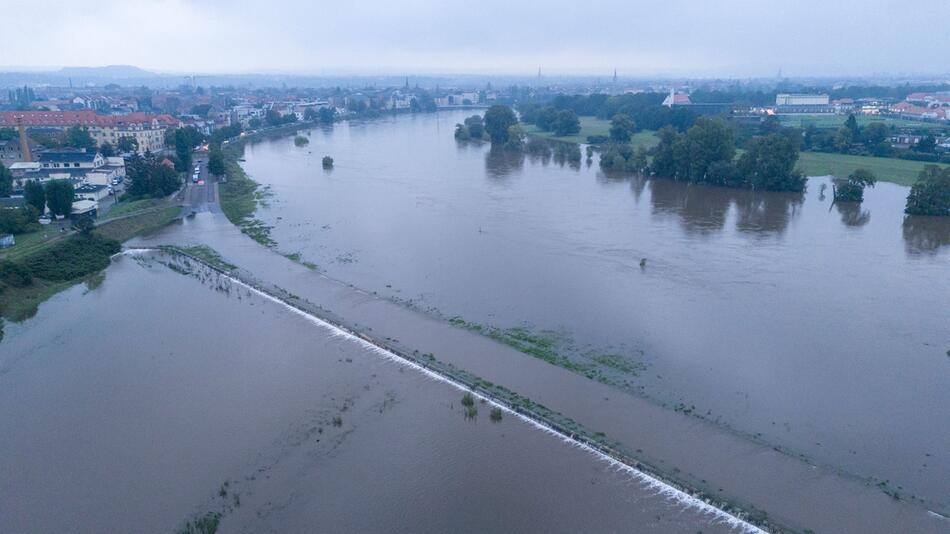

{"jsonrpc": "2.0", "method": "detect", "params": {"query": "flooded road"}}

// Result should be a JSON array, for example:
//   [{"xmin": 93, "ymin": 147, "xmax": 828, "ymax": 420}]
[
  {"xmin": 0, "ymin": 252, "xmax": 746, "ymax": 533},
  {"xmin": 238, "ymin": 111, "xmax": 950, "ymax": 509}
]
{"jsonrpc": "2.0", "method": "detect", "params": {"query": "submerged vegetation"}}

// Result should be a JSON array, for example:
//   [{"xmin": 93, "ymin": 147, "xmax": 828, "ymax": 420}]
[
  {"xmin": 219, "ymin": 145, "xmax": 276, "ymax": 247},
  {"xmin": 905, "ymin": 165, "xmax": 950, "ymax": 216},
  {"xmin": 446, "ymin": 317, "xmax": 646, "ymax": 387},
  {"xmin": 0, "ymin": 233, "xmax": 120, "ymax": 321}
]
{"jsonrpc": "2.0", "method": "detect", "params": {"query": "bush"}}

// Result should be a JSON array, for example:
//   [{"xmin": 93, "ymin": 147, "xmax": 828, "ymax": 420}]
[
  {"xmin": 22, "ymin": 234, "xmax": 121, "ymax": 281},
  {"xmin": 0, "ymin": 206, "xmax": 38, "ymax": 234},
  {"xmin": 461, "ymin": 392, "xmax": 475, "ymax": 407},
  {"xmin": 490, "ymin": 407, "xmax": 503, "ymax": 422},
  {"xmin": 0, "ymin": 260, "xmax": 33, "ymax": 288},
  {"xmin": 294, "ymin": 135, "xmax": 309, "ymax": 147},
  {"xmin": 322, "ymin": 156, "xmax": 334, "ymax": 169},
  {"xmin": 905, "ymin": 165, "xmax": 950, "ymax": 216}
]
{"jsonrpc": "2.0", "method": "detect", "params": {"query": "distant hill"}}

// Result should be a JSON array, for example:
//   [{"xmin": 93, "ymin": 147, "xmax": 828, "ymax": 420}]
[{"xmin": 56, "ymin": 65, "xmax": 155, "ymax": 78}]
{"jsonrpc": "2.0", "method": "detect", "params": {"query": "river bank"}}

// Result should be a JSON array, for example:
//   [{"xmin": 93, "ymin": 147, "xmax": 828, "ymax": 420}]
[{"xmin": 0, "ymin": 205, "xmax": 182, "ymax": 323}]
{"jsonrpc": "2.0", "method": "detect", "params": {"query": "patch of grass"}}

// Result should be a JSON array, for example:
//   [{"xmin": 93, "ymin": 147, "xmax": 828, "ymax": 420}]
[
  {"xmin": 178, "ymin": 512, "xmax": 221, "ymax": 534},
  {"xmin": 102, "ymin": 198, "xmax": 160, "ymax": 219},
  {"xmin": 523, "ymin": 117, "xmax": 658, "ymax": 149},
  {"xmin": 464, "ymin": 404, "xmax": 478, "ymax": 419},
  {"xmin": 219, "ymin": 146, "xmax": 276, "ymax": 247},
  {"xmin": 0, "ymin": 225, "xmax": 70, "ymax": 262},
  {"xmin": 95, "ymin": 206, "xmax": 183, "ymax": 242},
  {"xmin": 490, "ymin": 407, "xmax": 503, "ymax": 422},
  {"xmin": 461, "ymin": 392, "xmax": 475, "ymax": 407},
  {"xmin": 173, "ymin": 245, "xmax": 236, "ymax": 271},
  {"xmin": 779, "ymin": 114, "xmax": 946, "ymax": 131},
  {"xmin": 797, "ymin": 151, "xmax": 946, "ymax": 186}
]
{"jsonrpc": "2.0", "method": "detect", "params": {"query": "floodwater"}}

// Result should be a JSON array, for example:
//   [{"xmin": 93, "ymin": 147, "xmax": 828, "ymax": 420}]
[
  {"xmin": 240, "ymin": 111, "xmax": 950, "ymax": 508},
  {"xmin": 0, "ymin": 252, "xmax": 745, "ymax": 534}
]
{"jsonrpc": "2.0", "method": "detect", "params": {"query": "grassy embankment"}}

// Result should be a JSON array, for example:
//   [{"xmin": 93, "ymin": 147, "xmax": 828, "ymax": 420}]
[
  {"xmin": 218, "ymin": 144, "xmax": 276, "ymax": 247},
  {"xmin": 0, "ymin": 206, "xmax": 182, "ymax": 323},
  {"xmin": 522, "ymin": 116, "xmax": 658, "ymax": 150},
  {"xmin": 779, "ymin": 114, "xmax": 946, "ymax": 131},
  {"xmin": 797, "ymin": 151, "xmax": 946, "ymax": 186}
]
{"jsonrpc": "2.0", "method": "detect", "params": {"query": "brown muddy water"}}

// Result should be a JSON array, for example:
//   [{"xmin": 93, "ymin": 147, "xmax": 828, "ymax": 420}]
[
  {"xmin": 238, "ymin": 111, "xmax": 949, "ymax": 510},
  {"xmin": 0, "ymin": 252, "xmax": 748, "ymax": 533}
]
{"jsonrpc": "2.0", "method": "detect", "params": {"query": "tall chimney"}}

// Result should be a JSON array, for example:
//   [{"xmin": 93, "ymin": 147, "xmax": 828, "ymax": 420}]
[{"xmin": 16, "ymin": 117, "xmax": 32, "ymax": 162}]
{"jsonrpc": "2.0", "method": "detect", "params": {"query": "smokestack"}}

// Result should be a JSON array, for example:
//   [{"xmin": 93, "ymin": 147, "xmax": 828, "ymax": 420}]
[{"xmin": 16, "ymin": 117, "xmax": 32, "ymax": 162}]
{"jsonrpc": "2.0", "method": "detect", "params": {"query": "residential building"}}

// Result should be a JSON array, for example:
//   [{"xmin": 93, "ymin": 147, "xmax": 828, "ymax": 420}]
[{"xmin": 37, "ymin": 149, "xmax": 105, "ymax": 171}]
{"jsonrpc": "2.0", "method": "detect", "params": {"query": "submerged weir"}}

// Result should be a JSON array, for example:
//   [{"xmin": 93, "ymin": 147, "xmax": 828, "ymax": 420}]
[{"xmin": 129, "ymin": 247, "xmax": 767, "ymax": 533}]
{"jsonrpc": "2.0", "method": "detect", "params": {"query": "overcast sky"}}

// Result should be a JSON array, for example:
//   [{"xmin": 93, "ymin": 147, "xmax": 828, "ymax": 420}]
[{"xmin": 2, "ymin": 0, "xmax": 948, "ymax": 77}]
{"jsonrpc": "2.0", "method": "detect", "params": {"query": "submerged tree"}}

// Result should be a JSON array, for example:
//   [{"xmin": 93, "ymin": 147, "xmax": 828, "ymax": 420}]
[
  {"xmin": 834, "ymin": 168, "xmax": 876, "ymax": 202},
  {"xmin": 483, "ymin": 105, "xmax": 518, "ymax": 144},
  {"xmin": 905, "ymin": 165, "xmax": 950, "ymax": 216}
]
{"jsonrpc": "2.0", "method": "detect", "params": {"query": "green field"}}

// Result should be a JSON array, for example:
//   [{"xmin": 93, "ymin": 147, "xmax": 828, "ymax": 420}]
[
  {"xmin": 103, "ymin": 198, "xmax": 161, "ymax": 219},
  {"xmin": 797, "ymin": 152, "xmax": 944, "ymax": 186},
  {"xmin": 779, "ymin": 115, "xmax": 946, "ymax": 131},
  {"xmin": 523, "ymin": 117, "xmax": 659, "ymax": 149}
]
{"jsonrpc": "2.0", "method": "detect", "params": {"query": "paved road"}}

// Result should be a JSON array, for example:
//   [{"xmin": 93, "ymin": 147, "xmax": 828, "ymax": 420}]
[{"xmin": 183, "ymin": 154, "xmax": 220, "ymax": 213}]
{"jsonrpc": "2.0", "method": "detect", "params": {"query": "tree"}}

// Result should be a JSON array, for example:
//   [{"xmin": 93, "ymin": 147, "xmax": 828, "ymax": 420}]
[
  {"xmin": 670, "ymin": 117, "xmax": 735, "ymax": 183},
  {"xmin": 73, "ymin": 215, "xmax": 95, "ymax": 234},
  {"xmin": 317, "ymin": 107, "xmax": 335, "ymax": 124},
  {"xmin": 905, "ymin": 165, "xmax": 950, "ymax": 216},
  {"xmin": 844, "ymin": 113, "xmax": 860, "ymax": 139},
  {"xmin": 99, "ymin": 142, "xmax": 115, "ymax": 157},
  {"xmin": 117, "ymin": 136, "xmax": 139, "ymax": 153},
  {"xmin": 464, "ymin": 115, "xmax": 485, "ymax": 139},
  {"xmin": 190, "ymin": 104, "xmax": 212, "ymax": 117},
  {"xmin": 913, "ymin": 135, "xmax": 936, "ymax": 153},
  {"xmin": 609, "ymin": 114, "xmax": 636, "ymax": 142},
  {"xmin": 834, "ymin": 127, "xmax": 854, "ymax": 152},
  {"xmin": 24, "ymin": 180, "xmax": 45, "ymax": 213},
  {"xmin": 483, "ymin": 105, "xmax": 518, "ymax": 144},
  {"xmin": 44, "ymin": 180, "xmax": 75, "ymax": 217},
  {"xmin": 248, "ymin": 117, "xmax": 262, "ymax": 129},
  {"xmin": 0, "ymin": 161, "xmax": 12, "ymax": 197},
  {"xmin": 127, "ymin": 154, "xmax": 181, "ymax": 198},
  {"xmin": 454, "ymin": 123, "xmax": 471, "ymax": 141},
  {"xmin": 835, "ymin": 168, "xmax": 876, "ymax": 202},
  {"xmin": 504, "ymin": 124, "xmax": 525, "ymax": 151},
  {"xmin": 208, "ymin": 147, "xmax": 226, "ymax": 176},
  {"xmin": 173, "ymin": 126, "xmax": 204, "ymax": 172},
  {"xmin": 862, "ymin": 122, "xmax": 889, "ymax": 145},
  {"xmin": 64, "ymin": 125, "xmax": 96, "ymax": 150},
  {"xmin": 551, "ymin": 110, "xmax": 581, "ymax": 137},
  {"xmin": 736, "ymin": 132, "xmax": 806, "ymax": 192}
]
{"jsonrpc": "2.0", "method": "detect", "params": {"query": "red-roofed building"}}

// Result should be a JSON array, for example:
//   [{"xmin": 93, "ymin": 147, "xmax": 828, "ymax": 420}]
[{"xmin": 662, "ymin": 89, "xmax": 692, "ymax": 107}]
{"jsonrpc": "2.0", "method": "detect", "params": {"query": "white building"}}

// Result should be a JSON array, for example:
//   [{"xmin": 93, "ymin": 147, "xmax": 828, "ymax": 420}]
[{"xmin": 775, "ymin": 94, "xmax": 830, "ymax": 106}]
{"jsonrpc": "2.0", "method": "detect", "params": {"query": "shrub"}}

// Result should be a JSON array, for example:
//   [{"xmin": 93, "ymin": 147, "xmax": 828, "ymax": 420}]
[
  {"xmin": 322, "ymin": 156, "xmax": 334, "ymax": 169},
  {"xmin": 461, "ymin": 392, "xmax": 475, "ymax": 407},
  {"xmin": 0, "ymin": 260, "xmax": 33, "ymax": 288},
  {"xmin": 490, "ymin": 407, "xmax": 503, "ymax": 422},
  {"xmin": 22, "ymin": 234, "xmax": 120, "ymax": 281}
]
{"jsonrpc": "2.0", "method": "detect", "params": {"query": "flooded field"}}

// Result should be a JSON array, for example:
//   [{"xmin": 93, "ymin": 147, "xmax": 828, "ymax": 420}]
[
  {"xmin": 0, "ymin": 252, "xmax": 747, "ymax": 534},
  {"xmin": 239, "ymin": 111, "xmax": 950, "ymax": 508}
]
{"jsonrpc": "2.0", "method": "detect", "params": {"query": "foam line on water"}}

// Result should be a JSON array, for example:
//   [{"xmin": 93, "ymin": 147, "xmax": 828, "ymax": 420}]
[{"xmin": 128, "ymin": 249, "xmax": 768, "ymax": 533}]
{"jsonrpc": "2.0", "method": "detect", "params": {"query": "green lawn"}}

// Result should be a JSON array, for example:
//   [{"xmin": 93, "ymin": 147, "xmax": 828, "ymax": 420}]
[
  {"xmin": 103, "ymin": 198, "xmax": 160, "ymax": 219},
  {"xmin": 0, "ymin": 225, "xmax": 69, "ymax": 262},
  {"xmin": 779, "ymin": 115, "xmax": 946, "ymax": 131},
  {"xmin": 797, "ymin": 152, "xmax": 944, "ymax": 186},
  {"xmin": 523, "ymin": 117, "xmax": 659, "ymax": 150}
]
